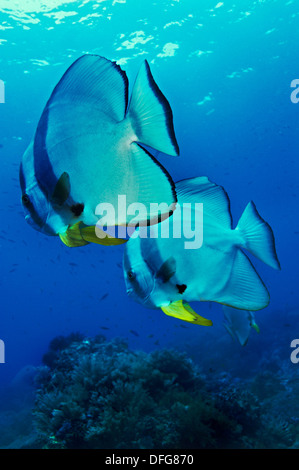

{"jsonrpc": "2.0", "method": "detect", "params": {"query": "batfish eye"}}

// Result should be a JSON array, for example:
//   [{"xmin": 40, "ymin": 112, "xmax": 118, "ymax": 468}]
[
  {"xmin": 22, "ymin": 194, "xmax": 30, "ymax": 206},
  {"xmin": 127, "ymin": 270, "xmax": 136, "ymax": 281}
]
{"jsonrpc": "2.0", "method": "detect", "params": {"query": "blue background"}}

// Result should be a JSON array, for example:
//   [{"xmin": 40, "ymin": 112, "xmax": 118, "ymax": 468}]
[{"xmin": 0, "ymin": 0, "xmax": 297, "ymax": 385}]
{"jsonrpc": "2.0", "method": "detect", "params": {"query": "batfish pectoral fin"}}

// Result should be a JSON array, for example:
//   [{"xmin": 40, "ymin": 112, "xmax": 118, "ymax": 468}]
[
  {"xmin": 156, "ymin": 257, "xmax": 176, "ymax": 283},
  {"xmin": 80, "ymin": 225, "xmax": 128, "ymax": 246},
  {"xmin": 249, "ymin": 313, "xmax": 260, "ymax": 333},
  {"xmin": 161, "ymin": 300, "xmax": 213, "ymax": 326},
  {"xmin": 51, "ymin": 172, "xmax": 71, "ymax": 206}
]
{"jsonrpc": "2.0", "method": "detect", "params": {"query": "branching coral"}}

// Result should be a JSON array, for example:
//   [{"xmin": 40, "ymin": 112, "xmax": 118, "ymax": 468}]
[{"xmin": 33, "ymin": 334, "xmax": 293, "ymax": 449}]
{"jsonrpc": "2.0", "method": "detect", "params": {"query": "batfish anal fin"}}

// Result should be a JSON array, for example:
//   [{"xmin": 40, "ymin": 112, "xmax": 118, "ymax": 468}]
[
  {"xmin": 124, "ymin": 142, "xmax": 176, "ymax": 226},
  {"xmin": 214, "ymin": 250, "xmax": 270, "ymax": 311},
  {"xmin": 236, "ymin": 201, "xmax": 281, "ymax": 270},
  {"xmin": 127, "ymin": 60, "xmax": 179, "ymax": 156}
]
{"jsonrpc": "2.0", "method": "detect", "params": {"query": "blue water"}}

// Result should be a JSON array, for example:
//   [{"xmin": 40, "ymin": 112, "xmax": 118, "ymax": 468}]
[{"xmin": 0, "ymin": 0, "xmax": 298, "ymax": 448}]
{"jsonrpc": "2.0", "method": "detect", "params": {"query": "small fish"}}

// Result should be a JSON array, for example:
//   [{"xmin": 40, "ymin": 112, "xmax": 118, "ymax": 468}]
[
  {"xmin": 129, "ymin": 329, "xmax": 139, "ymax": 337},
  {"xmin": 99, "ymin": 293, "xmax": 109, "ymax": 301},
  {"xmin": 123, "ymin": 176, "xmax": 280, "ymax": 326},
  {"xmin": 223, "ymin": 306, "xmax": 260, "ymax": 346},
  {"xmin": 19, "ymin": 54, "xmax": 179, "ymax": 248},
  {"xmin": 100, "ymin": 326, "xmax": 110, "ymax": 330}
]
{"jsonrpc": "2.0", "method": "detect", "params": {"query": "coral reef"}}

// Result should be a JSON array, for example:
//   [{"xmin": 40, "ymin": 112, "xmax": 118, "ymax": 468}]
[{"xmin": 32, "ymin": 334, "xmax": 286, "ymax": 449}]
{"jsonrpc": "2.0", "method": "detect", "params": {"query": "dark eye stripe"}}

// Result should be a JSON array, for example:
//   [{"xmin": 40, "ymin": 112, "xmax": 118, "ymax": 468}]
[
  {"xmin": 26, "ymin": 199, "xmax": 46, "ymax": 229},
  {"xmin": 19, "ymin": 162, "xmax": 26, "ymax": 194},
  {"xmin": 123, "ymin": 249, "xmax": 130, "ymax": 273},
  {"xmin": 34, "ymin": 102, "xmax": 61, "ymax": 197},
  {"xmin": 20, "ymin": 181, "xmax": 49, "ymax": 231},
  {"xmin": 22, "ymin": 194, "xmax": 30, "ymax": 205},
  {"xmin": 20, "ymin": 149, "xmax": 56, "ymax": 234},
  {"xmin": 127, "ymin": 270, "xmax": 136, "ymax": 280}
]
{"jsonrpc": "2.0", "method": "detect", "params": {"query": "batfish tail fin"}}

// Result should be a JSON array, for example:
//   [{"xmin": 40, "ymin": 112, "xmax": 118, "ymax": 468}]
[
  {"xmin": 127, "ymin": 60, "xmax": 179, "ymax": 156},
  {"xmin": 236, "ymin": 201, "xmax": 281, "ymax": 270}
]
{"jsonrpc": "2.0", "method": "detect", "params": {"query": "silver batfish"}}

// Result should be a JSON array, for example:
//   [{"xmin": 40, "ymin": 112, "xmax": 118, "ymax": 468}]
[
  {"xmin": 20, "ymin": 55, "xmax": 179, "ymax": 247},
  {"xmin": 123, "ymin": 176, "xmax": 280, "ymax": 325}
]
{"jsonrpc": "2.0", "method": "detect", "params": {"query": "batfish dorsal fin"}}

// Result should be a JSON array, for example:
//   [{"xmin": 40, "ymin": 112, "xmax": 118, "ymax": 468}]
[
  {"xmin": 44, "ymin": 54, "xmax": 128, "ymax": 122},
  {"xmin": 34, "ymin": 55, "xmax": 129, "ymax": 198},
  {"xmin": 175, "ymin": 176, "xmax": 232, "ymax": 228}
]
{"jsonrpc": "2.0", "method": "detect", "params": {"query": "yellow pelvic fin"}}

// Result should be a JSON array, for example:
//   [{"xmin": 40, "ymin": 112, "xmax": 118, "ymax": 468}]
[
  {"xmin": 161, "ymin": 300, "xmax": 213, "ymax": 326},
  {"xmin": 251, "ymin": 321, "xmax": 260, "ymax": 334},
  {"xmin": 59, "ymin": 222, "xmax": 90, "ymax": 247},
  {"xmin": 80, "ymin": 226, "xmax": 127, "ymax": 246},
  {"xmin": 59, "ymin": 222, "xmax": 128, "ymax": 248}
]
